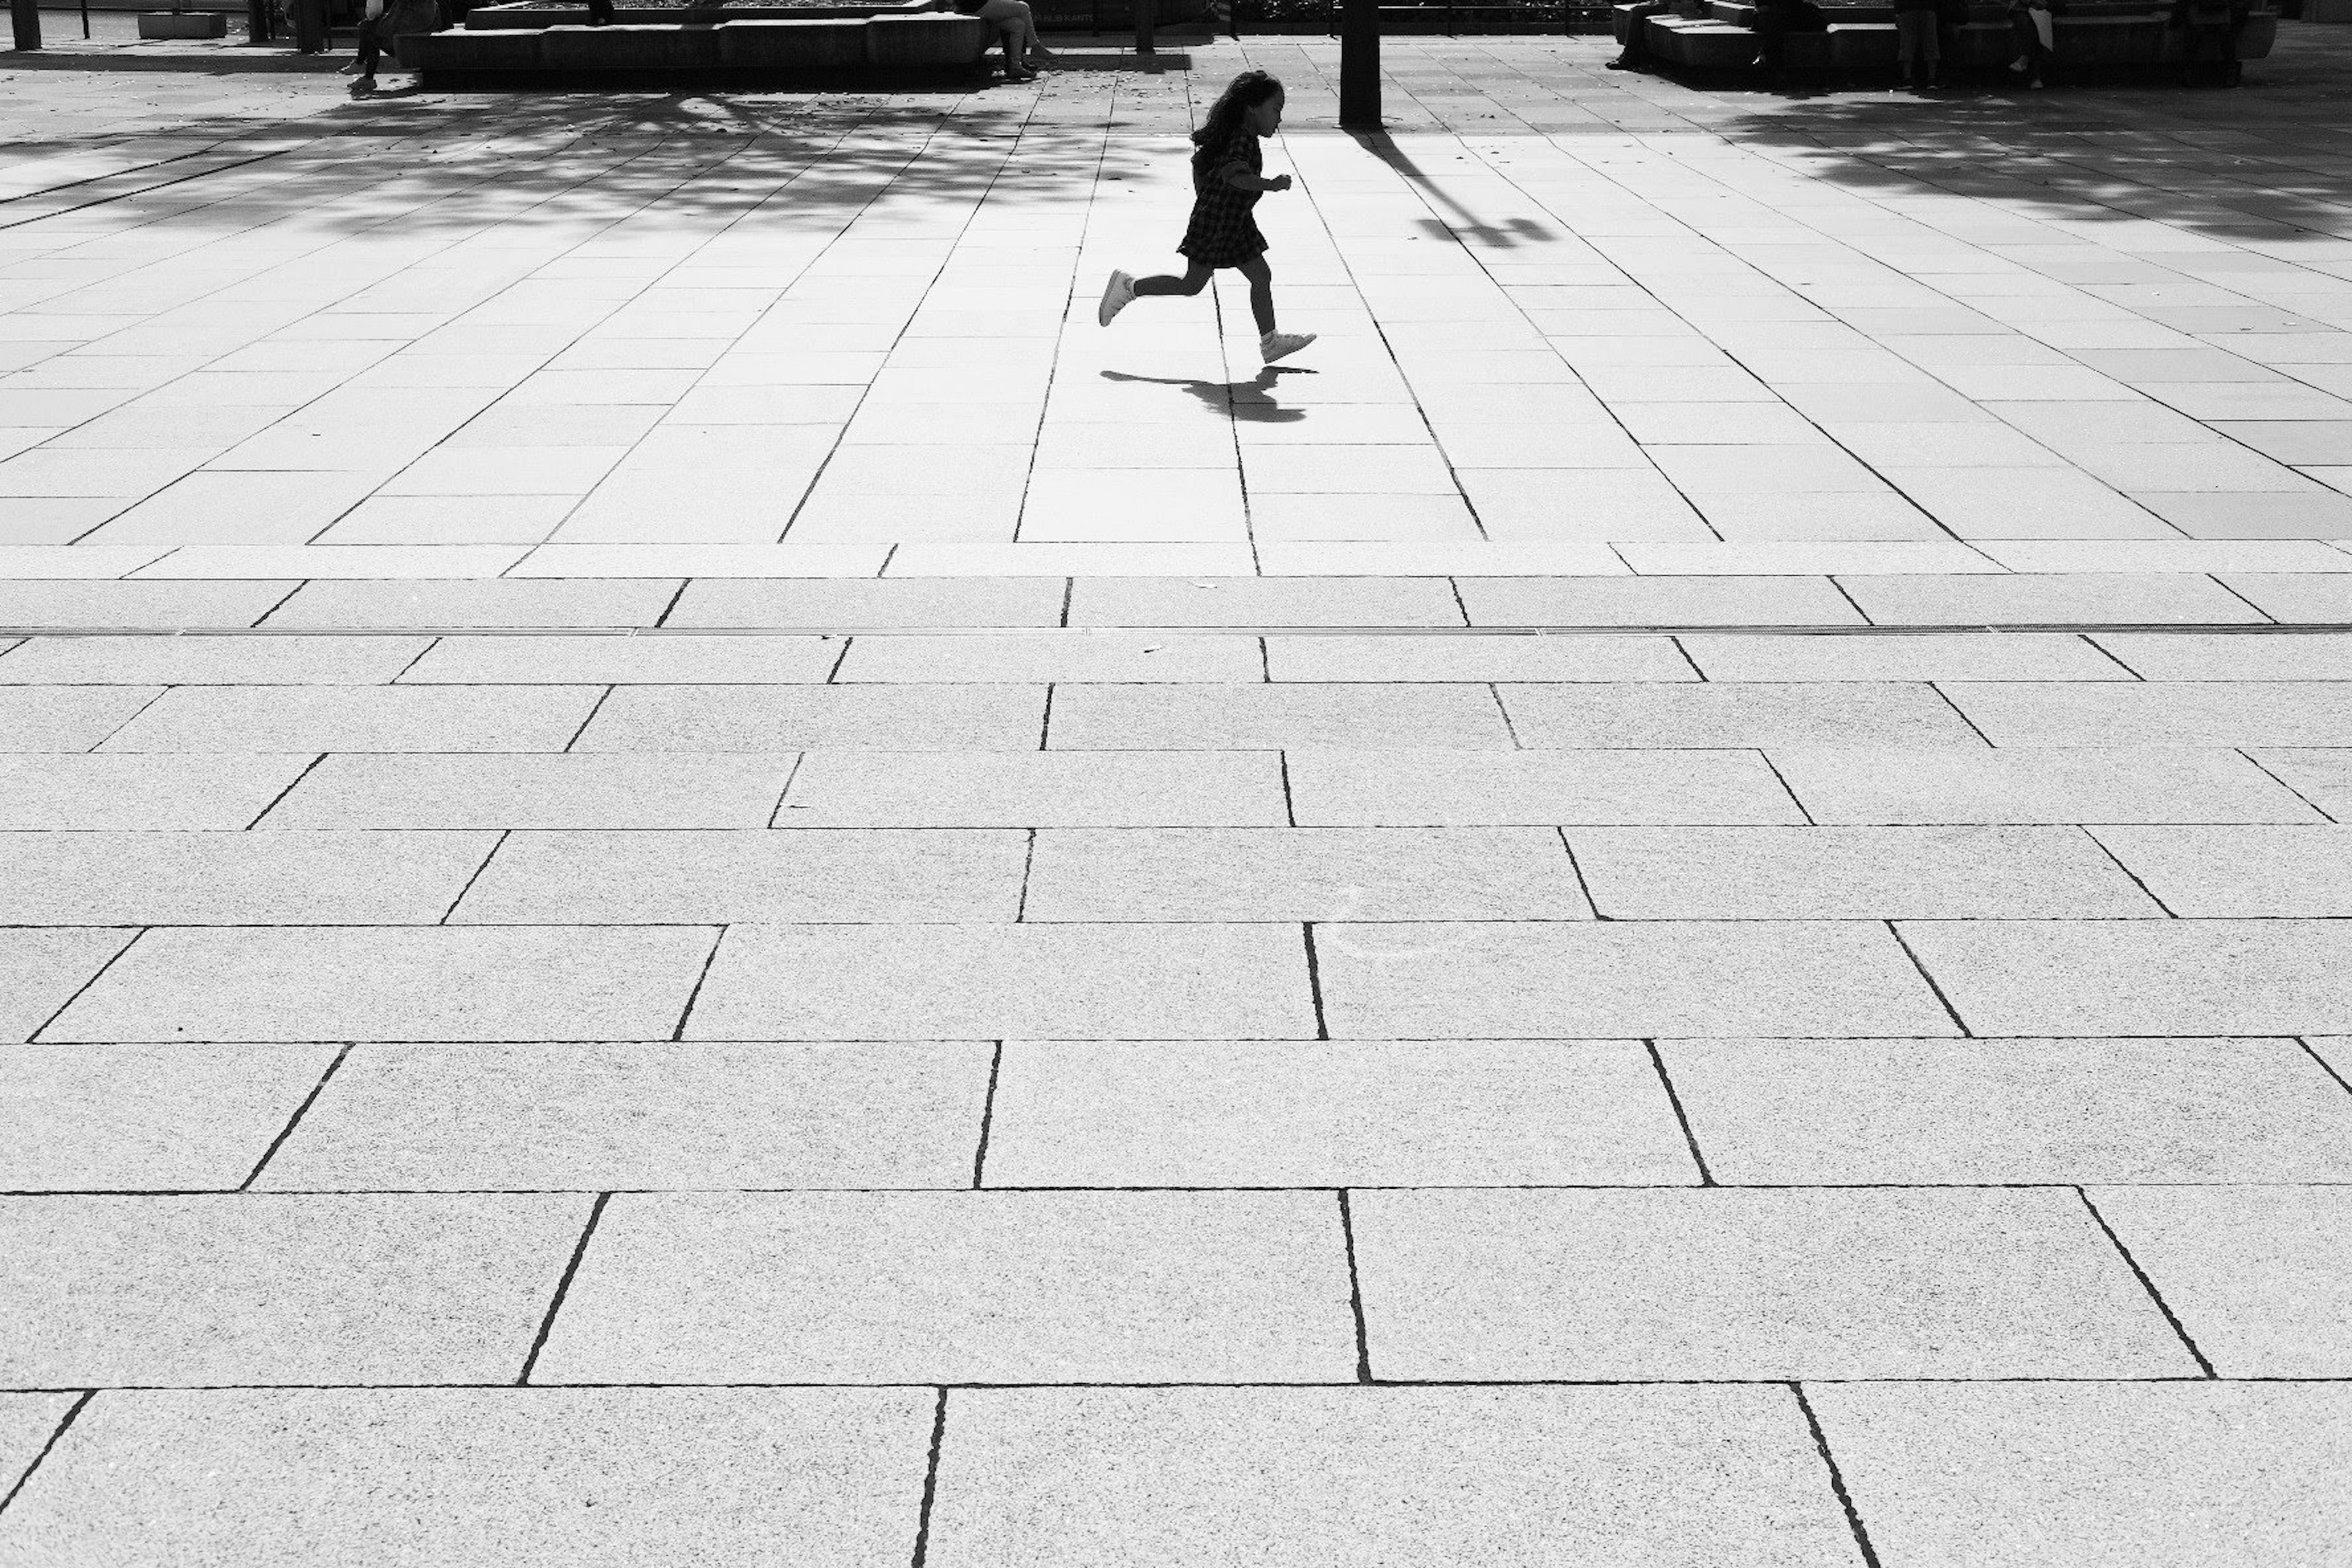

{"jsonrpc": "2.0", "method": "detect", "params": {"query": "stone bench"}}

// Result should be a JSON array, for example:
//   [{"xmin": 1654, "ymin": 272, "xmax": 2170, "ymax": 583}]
[
  {"xmin": 398, "ymin": 11, "xmax": 990, "ymax": 76},
  {"xmin": 1621, "ymin": 0, "xmax": 2275, "ymax": 70}
]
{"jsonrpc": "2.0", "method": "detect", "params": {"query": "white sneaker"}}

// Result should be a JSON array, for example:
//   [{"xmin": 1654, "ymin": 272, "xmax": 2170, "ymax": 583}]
[
  {"xmin": 1098, "ymin": 270, "xmax": 1135, "ymax": 327},
  {"xmin": 1260, "ymin": 330, "xmax": 1316, "ymax": 365}
]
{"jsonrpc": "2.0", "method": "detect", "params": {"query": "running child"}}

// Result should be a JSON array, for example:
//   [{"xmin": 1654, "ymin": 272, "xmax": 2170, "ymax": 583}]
[{"xmin": 1096, "ymin": 70, "xmax": 1316, "ymax": 367}]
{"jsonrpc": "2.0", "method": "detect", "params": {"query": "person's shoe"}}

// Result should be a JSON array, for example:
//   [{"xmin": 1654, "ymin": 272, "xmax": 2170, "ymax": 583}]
[
  {"xmin": 1261, "ymin": 330, "xmax": 1316, "ymax": 366},
  {"xmin": 1098, "ymin": 270, "xmax": 1135, "ymax": 327},
  {"xmin": 349, "ymin": 74, "xmax": 376, "ymax": 95},
  {"xmin": 336, "ymin": 58, "xmax": 360, "ymax": 74},
  {"xmin": 2027, "ymin": 75, "xmax": 2043, "ymax": 88},
  {"xmin": 2008, "ymin": 57, "xmax": 2029, "ymax": 72},
  {"xmin": 1604, "ymin": 55, "xmax": 1634, "ymax": 69}
]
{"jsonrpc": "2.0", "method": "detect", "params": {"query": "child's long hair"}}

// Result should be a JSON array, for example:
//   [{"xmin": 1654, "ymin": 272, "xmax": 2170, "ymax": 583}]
[{"xmin": 1192, "ymin": 70, "xmax": 1283, "ymax": 170}]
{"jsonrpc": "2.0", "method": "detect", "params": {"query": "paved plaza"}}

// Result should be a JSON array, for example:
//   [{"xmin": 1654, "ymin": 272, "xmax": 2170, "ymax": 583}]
[{"xmin": 5, "ymin": 23, "xmax": 2352, "ymax": 1566}]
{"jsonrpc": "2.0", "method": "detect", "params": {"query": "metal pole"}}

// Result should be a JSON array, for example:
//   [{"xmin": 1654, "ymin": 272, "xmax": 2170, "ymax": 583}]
[
  {"xmin": 1133, "ymin": 0, "xmax": 1154, "ymax": 53},
  {"xmin": 81, "ymin": 0, "xmax": 91, "ymax": 40},
  {"xmin": 1339, "ymin": 0, "xmax": 1379, "ymax": 128},
  {"xmin": 10, "ymin": 0, "xmax": 40, "ymax": 50},
  {"xmin": 293, "ymin": 0, "xmax": 323, "ymax": 50}
]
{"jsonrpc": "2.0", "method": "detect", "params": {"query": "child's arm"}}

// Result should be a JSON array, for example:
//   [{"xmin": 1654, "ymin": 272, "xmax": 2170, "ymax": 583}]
[{"xmin": 1219, "ymin": 163, "xmax": 1293, "ymax": 194}]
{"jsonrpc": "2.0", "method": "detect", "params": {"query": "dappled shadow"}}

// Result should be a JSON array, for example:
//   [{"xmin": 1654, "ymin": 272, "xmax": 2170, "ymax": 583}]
[
  {"xmin": 1685, "ymin": 26, "xmax": 2352, "ymax": 245},
  {"xmin": 0, "ymin": 94, "xmax": 1156, "ymax": 241}
]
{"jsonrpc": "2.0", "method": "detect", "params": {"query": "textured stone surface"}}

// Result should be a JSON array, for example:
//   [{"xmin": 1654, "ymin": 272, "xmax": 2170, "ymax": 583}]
[
  {"xmin": 1662, "ymin": 1037, "xmax": 2352, "ymax": 1184},
  {"xmin": 982, "ymin": 1039, "xmax": 1695, "ymax": 1188},
  {"xmin": 0, "ymin": 929, "xmax": 135, "ymax": 1044},
  {"xmin": 1351, "ymin": 1188, "xmax": 2194, "ymax": 1379},
  {"xmin": 263, "ymin": 1041, "xmax": 992, "ymax": 1192},
  {"xmin": 0, "ymin": 1042, "xmax": 336, "ymax": 1191},
  {"xmin": 1317, "ymin": 921, "xmax": 1953, "ymax": 1038},
  {"xmin": 0, "ymin": 1387, "xmax": 933, "ymax": 1567},
  {"xmin": 1812, "ymin": 1383, "xmax": 2352, "ymax": 1568},
  {"xmin": 0, "ymin": 1194, "xmax": 589, "ymax": 1385},
  {"xmin": 1022, "ymin": 827, "xmax": 1593, "ymax": 921},
  {"xmin": 534, "ymin": 1191, "xmax": 1355, "ymax": 1384},
  {"xmin": 2088, "ymin": 1185, "xmax": 2352, "ymax": 1377},
  {"xmin": 44, "ymin": 926, "xmax": 715, "ymax": 1043},
  {"xmin": 926, "ymin": 1385, "xmax": 1860, "ymax": 1568},
  {"xmin": 688, "ymin": 923, "xmax": 1314, "ymax": 1039}
]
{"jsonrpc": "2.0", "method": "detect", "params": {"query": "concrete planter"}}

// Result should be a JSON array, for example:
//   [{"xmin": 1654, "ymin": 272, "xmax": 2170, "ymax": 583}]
[{"xmin": 138, "ymin": 9, "xmax": 230, "ymax": 33}]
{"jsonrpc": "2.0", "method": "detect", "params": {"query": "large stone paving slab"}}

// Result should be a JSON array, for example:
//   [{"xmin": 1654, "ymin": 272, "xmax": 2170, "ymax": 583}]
[
  {"xmin": 533, "ymin": 1191, "xmax": 1355, "ymax": 1385},
  {"xmin": 1350, "ymin": 1188, "xmax": 2195, "ymax": 1381},
  {"xmin": 0, "ymin": 1387, "xmax": 933, "ymax": 1567},
  {"xmin": 260, "ymin": 1041, "xmax": 992, "ymax": 1193},
  {"xmin": 925, "ymin": 1386, "xmax": 1860, "ymax": 1568},
  {"xmin": 0, "ymin": 1194, "xmax": 587, "ymax": 1385},
  {"xmin": 0, "ymin": 1042, "xmax": 337, "ymax": 1193},
  {"xmin": 43, "ymin": 927, "xmax": 717, "ymax": 1043},
  {"xmin": 2086, "ymin": 1186, "xmax": 2352, "ymax": 1378},
  {"xmin": 1810, "ymin": 1384, "xmax": 2352, "ymax": 1568}
]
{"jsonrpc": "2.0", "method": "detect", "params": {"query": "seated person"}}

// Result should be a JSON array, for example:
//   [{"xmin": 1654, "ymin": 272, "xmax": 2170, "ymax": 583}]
[
  {"xmin": 921, "ymin": 0, "xmax": 1055, "ymax": 79},
  {"xmin": 2170, "ymin": 0, "xmax": 2249, "ymax": 85}
]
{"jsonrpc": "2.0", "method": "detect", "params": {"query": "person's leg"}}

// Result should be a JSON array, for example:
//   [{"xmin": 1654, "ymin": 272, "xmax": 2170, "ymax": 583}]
[
  {"xmin": 1011, "ymin": 2, "xmax": 1052, "ymax": 60},
  {"xmin": 1922, "ymin": 15, "xmax": 1940, "ymax": 83},
  {"xmin": 1896, "ymin": 13, "xmax": 1918, "ymax": 80},
  {"xmin": 1237, "ymin": 254, "xmax": 1276, "ymax": 336},
  {"xmin": 1134, "ymin": 264, "xmax": 1213, "ymax": 300}
]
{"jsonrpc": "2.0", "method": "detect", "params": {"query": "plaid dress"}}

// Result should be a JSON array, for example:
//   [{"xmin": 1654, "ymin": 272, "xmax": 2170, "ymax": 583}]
[{"xmin": 1177, "ymin": 125, "xmax": 1268, "ymax": 270}]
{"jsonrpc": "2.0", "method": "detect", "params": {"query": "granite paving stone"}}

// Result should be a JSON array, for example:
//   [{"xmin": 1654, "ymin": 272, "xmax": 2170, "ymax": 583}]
[
  {"xmin": 778, "ymin": 753, "xmax": 1289, "ymax": 827},
  {"xmin": 1499, "ymin": 682, "xmax": 1982, "ymax": 748},
  {"xmin": 262, "ymin": 1041, "xmax": 993, "ymax": 1193},
  {"xmin": 1945, "ymin": 680, "xmax": 2352, "ymax": 746},
  {"xmin": 1263, "ymin": 633, "xmax": 1695, "ymax": 682},
  {"xmin": 0, "ymin": 753, "xmax": 316, "ymax": 830},
  {"xmin": 1457, "ymin": 575, "xmax": 1865, "ymax": 627},
  {"xmin": 980, "ymin": 1039, "xmax": 1695, "ymax": 1188},
  {"xmin": 451, "ymin": 829, "xmax": 1026, "ymax": 922},
  {"xmin": 1897, "ymin": 919, "xmax": 2352, "ymax": 1035},
  {"xmin": 686, "ymin": 923, "xmax": 1315, "ymax": 1040},
  {"xmin": 1351, "ymin": 1187, "xmax": 2193, "ymax": 1380},
  {"xmin": 0, "ymin": 928, "xmax": 135, "ymax": 1044},
  {"xmin": 262, "ymin": 579, "xmax": 681, "ymax": 630},
  {"xmin": 573, "ymin": 685, "xmax": 1046, "ymax": 752},
  {"xmin": 2087, "ymin": 1185, "xmax": 2352, "ymax": 1377},
  {"xmin": 530, "ymin": 1191, "xmax": 1355, "ymax": 1384},
  {"xmin": 396, "ymin": 635, "xmax": 840, "ymax": 685},
  {"xmin": 1043, "ymin": 685, "xmax": 1514, "ymax": 750},
  {"xmin": 1568, "ymin": 825, "xmax": 2160, "ymax": 918},
  {"xmin": 0, "ymin": 1387, "xmax": 935, "ymax": 1567},
  {"xmin": 924, "ymin": 1386, "xmax": 1860, "ymax": 1568},
  {"xmin": 2243, "ymin": 748, "xmax": 2352, "ymax": 817},
  {"xmin": 2215, "ymin": 570, "xmax": 2352, "ymax": 622},
  {"xmin": 1663, "ymin": 1037, "xmax": 2352, "ymax": 1185},
  {"xmin": 1066, "ymin": 577, "xmax": 1466, "ymax": 628},
  {"xmin": 0, "ymin": 830, "xmax": 494, "ymax": 924},
  {"xmin": 1768, "ymin": 745, "xmax": 2320, "ymax": 823},
  {"xmin": 0, "ymin": 1393, "xmax": 78, "ymax": 1502},
  {"xmin": 1809, "ymin": 1383, "xmax": 2352, "ymax": 1568},
  {"xmin": 665, "ymin": 577, "xmax": 1068, "ymax": 628},
  {"xmin": 1836, "ymin": 573, "xmax": 2267, "ymax": 625},
  {"xmin": 0, "ymin": 1042, "xmax": 337, "ymax": 1193},
  {"xmin": 1316, "ymin": 920, "xmax": 1953, "ymax": 1038},
  {"xmin": 0, "ymin": 685, "xmax": 159, "ymax": 750},
  {"xmin": 97, "ymin": 684, "xmax": 601, "ymax": 753},
  {"xmin": 43, "ymin": 926, "xmax": 717, "ymax": 1044},
  {"xmin": 1678, "ymin": 631, "xmax": 2130, "ymax": 682},
  {"xmin": 1021, "ymin": 826, "xmax": 1593, "ymax": 921},
  {"xmin": 258, "ymin": 754, "xmax": 796, "ymax": 830},
  {"xmin": 2091, "ymin": 631, "xmax": 2352, "ymax": 680},
  {"xmin": 0, "ymin": 580, "xmax": 295, "ymax": 630},
  {"xmin": 1287, "ymin": 748, "xmax": 1806, "ymax": 826},
  {"xmin": 2091, "ymin": 824, "xmax": 2352, "ymax": 914},
  {"xmin": 0, "ymin": 634, "xmax": 428, "ymax": 685},
  {"xmin": 0, "ymin": 1193, "xmax": 590, "ymax": 1385},
  {"xmin": 835, "ymin": 633, "xmax": 1262, "ymax": 684}
]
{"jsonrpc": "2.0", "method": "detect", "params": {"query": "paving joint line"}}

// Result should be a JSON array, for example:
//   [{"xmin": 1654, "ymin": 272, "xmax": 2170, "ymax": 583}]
[
  {"xmin": 17, "ymin": 621, "xmax": 2352, "ymax": 639},
  {"xmin": 515, "ymin": 1191, "xmax": 612, "ymax": 1387},
  {"xmin": 2074, "ymin": 1186, "xmax": 2218, "ymax": 1379},
  {"xmin": 0, "ymin": 1391, "xmax": 95, "ymax": 1520},
  {"xmin": 1791, "ymin": 1382, "xmax": 1887, "ymax": 1568}
]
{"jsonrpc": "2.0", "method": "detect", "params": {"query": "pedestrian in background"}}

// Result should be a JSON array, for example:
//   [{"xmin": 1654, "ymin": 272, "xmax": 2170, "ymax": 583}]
[{"xmin": 1894, "ymin": 0, "xmax": 1940, "ymax": 88}]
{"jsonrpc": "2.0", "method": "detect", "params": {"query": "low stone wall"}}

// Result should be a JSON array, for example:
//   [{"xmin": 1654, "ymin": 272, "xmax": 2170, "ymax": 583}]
[
  {"xmin": 1618, "ymin": 0, "xmax": 2277, "ymax": 68},
  {"xmin": 398, "ymin": 10, "xmax": 990, "ymax": 74}
]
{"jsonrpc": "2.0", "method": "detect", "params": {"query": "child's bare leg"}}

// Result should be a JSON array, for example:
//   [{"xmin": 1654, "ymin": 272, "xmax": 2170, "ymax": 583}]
[
  {"xmin": 1135, "ymin": 264, "xmax": 1213, "ymax": 298},
  {"xmin": 998, "ymin": 27, "xmax": 1022, "ymax": 73},
  {"xmin": 1238, "ymin": 255, "xmax": 1278, "ymax": 336},
  {"xmin": 1014, "ymin": 7, "xmax": 1054, "ymax": 59}
]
